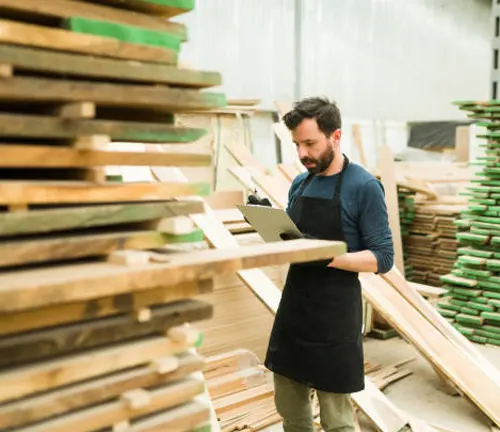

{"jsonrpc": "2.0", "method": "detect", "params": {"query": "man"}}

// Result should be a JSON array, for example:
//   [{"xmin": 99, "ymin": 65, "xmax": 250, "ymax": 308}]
[{"xmin": 261, "ymin": 97, "xmax": 394, "ymax": 431}]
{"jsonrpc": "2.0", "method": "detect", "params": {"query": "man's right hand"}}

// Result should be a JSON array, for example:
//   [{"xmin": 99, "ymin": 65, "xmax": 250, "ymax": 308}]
[{"xmin": 247, "ymin": 194, "xmax": 272, "ymax": 207}]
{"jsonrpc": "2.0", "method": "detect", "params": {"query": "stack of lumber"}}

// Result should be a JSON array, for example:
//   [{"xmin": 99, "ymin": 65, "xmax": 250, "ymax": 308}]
[
  {"xmin": 436, "ymin": 99, "xmax": 500, "ymax": 345},
  {"xmin": 398, "ymin": 186, "xmax": 417, "ymax": 279},
  {"xmin": 0, "ymin": 1, "xmax": 350, "ymax": 431},
  {"xmin": 404, "ymin": 200, "xmax": 463, "ymax": 287},
  {"xmin": 204, "ymin": 349, "xmax": 415, "ymax": 432},
  {"xmin": 0, "ymin": 1, "xmax": 219, "ymax": 430}
]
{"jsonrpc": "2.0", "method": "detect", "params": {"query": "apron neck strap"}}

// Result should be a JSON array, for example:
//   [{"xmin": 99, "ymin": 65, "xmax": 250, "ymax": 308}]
[{"xmin": 333, "ymin": 154, "xmax": 349, "ymax": 201}]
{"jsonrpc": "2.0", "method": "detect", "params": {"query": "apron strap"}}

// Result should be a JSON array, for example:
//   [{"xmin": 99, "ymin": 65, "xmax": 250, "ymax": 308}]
[{"xmin": 332, "ymin": 154, "xmax": 349, "ymax": 204}]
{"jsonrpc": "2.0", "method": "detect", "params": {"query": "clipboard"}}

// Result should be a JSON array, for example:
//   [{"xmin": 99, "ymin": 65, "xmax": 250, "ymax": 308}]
[{"xmin": 236, "ymin": 204, "xmax": 303, "ymax": 242}]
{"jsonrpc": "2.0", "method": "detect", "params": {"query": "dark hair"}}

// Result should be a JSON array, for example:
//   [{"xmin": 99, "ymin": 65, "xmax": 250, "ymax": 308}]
[{"xmin": 282, "ymin": 96, "xmax": 342, "ymax": 137}]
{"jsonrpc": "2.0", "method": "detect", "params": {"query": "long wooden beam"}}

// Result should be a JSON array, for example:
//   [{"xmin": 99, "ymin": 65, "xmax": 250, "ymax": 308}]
[{"xmin": 0, "ymin": 238, "xmax": 345, "ymax": 313}]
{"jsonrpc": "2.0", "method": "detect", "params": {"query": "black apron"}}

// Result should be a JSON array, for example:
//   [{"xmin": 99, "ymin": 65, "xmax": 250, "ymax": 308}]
[{"xmin": 264, "ymin": 155, "xmax": 365, "ymax": 394}]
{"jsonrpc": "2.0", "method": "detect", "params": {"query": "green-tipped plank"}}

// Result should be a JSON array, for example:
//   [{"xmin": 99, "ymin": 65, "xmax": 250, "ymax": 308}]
[
  {"xmin": 95, "ymin": 0, "xmax": 195, "ymax": 18},
  {"xmin": 455, "ymin": 313, "xmax": 485, "ymax": 326},
  {"xmin": 440, "ymin": 274, "xmax": 478, "ymax": 288},
  {"xmin": 0, "ymin": 114, "xmax": 206, "ymax": 142},
  {"xmin": 64, "ymin": 16, "xmax": 182, "ymax": 51},
  {"xmin": 0, "ymin": 45, "xmax": 221, "ymax": 87},
  {"xmin": 456, "ymin": 232, "xmax": 490, "ymax": 244}
]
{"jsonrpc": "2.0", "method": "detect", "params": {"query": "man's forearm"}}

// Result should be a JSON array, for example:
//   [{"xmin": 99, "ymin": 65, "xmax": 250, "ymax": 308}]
[{"xmin": 327, "ymin": 250, "xmax": 378, "ymax": 273}]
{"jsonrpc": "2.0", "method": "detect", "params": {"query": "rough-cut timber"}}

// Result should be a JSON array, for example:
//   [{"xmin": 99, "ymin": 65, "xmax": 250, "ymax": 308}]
[
  {"xmin": 0, "ymin": 45, "xmax": 220, "ymax": 87},
  {"xmin": 0, "ymin": 0, "xmax": 188, "ymax": 40},
  {"xmin": 0, "ymin": 76, "xmax": 226, "ymax": 111},
  {"xmin": 0, "ymin": 114, "xmax": 206, "ymax": 142}
]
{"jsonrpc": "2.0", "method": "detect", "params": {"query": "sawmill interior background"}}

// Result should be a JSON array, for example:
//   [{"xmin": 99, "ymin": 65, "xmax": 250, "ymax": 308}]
[{"xmin": 1, "ymin": 0, "xmax": 500, "ymax": 432}]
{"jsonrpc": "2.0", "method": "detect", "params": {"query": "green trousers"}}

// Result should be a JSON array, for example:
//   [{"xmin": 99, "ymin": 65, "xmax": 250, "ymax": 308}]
[{"xmin": 273, "ymin": 373, "xmax": 355, "ymax": 432}]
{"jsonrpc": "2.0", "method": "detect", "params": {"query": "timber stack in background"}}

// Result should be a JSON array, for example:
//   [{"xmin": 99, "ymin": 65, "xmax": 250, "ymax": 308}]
[
  {"xmin": 0, "ymin": 1, "xmax": 347, "ymax": 431},
  {"xmin": 436, "ymin": 100, "xmax": 500, "ymax": 347}
]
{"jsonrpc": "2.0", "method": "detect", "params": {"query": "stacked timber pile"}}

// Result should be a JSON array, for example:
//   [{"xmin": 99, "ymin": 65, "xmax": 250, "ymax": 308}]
[
  {"xmin": 404, "ymin": 200, "xmax": 463, "ymax": 287},
  {"xmin": 437, "ymin": 100, "xmax": 500, "ymax": 345},
  {"xmin": 398, "ymin": 187, "xmax": 416, "ymax": 279},
  {"xmin": 0, "ymin": 1, "xmax": 348, "ymax": 430}
]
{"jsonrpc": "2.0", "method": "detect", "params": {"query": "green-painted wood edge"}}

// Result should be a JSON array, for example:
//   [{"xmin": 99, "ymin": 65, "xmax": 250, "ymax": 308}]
[{"xmin": 64, "ymin": 16, "xmax": 182, "ymax": 52}]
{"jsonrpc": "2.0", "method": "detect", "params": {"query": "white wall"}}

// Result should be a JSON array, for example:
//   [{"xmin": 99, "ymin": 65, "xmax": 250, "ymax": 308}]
[{"xmin": 175, "ymin": 0, "xmax": 492, "ymax": 169}]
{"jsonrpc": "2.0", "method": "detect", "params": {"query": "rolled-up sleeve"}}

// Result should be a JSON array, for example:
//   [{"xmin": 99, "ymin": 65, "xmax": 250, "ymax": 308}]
[{"xmin": 358, "ymin": 178, "xmax": 395, "ymax": 274}]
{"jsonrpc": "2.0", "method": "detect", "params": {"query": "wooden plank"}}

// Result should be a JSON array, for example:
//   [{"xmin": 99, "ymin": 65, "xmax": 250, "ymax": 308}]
[
  {"xmin": 64, "ymin": 15, "xmax": 182, "ymax": 51},
  {"xmin": 361, "ymin": 273, "xmax": 500, "ymax": 427},
  {"xmin": 0, "ymin": 45, "xmax": 220, "ymax": 87},
  {"xmin": 89, "ymin": 0, "xmax": 195, "ymax": 18},
  {"xmin": 225, "ymin": 143, "xmax": 268, "ymax": 172},
  {"xmin": 0, "ymin": 334, "xmax": 196, "ymax": 403},
  {"xmin": 0, "ymin": 145, "xmax": 212, "ymax": 168},
  {"xmin": 0, "ymin": 113, "xmax": 206, "ymax": 142},
  {"xmin": 123, "ymin": 400, "xmax": 210, "ymax": 431},
  {"xmin": 0, "ymin": 200, "xmax": 205, "ymax": 238},
  {"xmin": 455, "ymin": 126, "xmax": 470, "ymax": 163},
  {"xmin": 352, "ymin": 124, "xmax": 367, "ymax": 167},
  {"xmin": 352, "ymin": 378, "xmax": 409, "ymax": 432},
  {"xmin": 0, "ymin": 0, "xmax": 187, "ymax": 39},
  {"xmin": 382, "ymin": 268, "xmax": 500, "ymax": 386},
  {"xmin": 0, "ymin": 76, "xmax": 226, "ymax": 111},
  {"xmin": 0, "ymin": 19, "xmax": 177, "ymax": 64},
  {"xmin": 0, "ymin": 180, "xmax": 210, "ymax": 206},
  {"xmin": 379, "ymin": 145, "xmax": 405, "ymax": 276},
  {"xmin": 16, "ymin": 377, "xmax": 205, "ymax": 432},
  {"xmin": 192, "ymin": 212, "xmax": 284, "ymax": 314},
  {"xmin": 0, "ymin": 279, "xmax": 211, "ymax": 336},
  {"xmin": 0, "ymin": 298, "xmax": 212, "ymax": 369},
  {"xmin": 0, "ymin": 230, "xmax": 168, "ymax": 268},
  {"xmin": 0, "ymin": 238, "xmax": 346, "ymax": 313},
  {"xmin": 0, "ymin": 351, "xmax": 203, "ymax": 430}
]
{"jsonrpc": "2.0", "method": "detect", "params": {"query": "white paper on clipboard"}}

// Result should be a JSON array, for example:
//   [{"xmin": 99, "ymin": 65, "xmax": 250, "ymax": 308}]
[{"xmin": 236, "ymin": 204, "xmax": 303, "ymax": 243}]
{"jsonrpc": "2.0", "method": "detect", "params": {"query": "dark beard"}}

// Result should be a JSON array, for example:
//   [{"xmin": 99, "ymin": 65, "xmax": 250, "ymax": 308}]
[{"xmin": 301, "ymin": 146, "xmax": 335, "ymax": 174}]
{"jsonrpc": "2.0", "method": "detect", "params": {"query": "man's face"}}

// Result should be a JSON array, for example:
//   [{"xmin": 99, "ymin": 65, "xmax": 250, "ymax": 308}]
[{"xmin": 292, "ymin": 118, "xmax": 340, "ymax": 174}]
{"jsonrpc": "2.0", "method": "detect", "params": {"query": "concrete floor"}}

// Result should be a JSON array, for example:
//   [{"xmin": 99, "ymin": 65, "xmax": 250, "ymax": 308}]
[{"xmin": 264, "ymin": 336, "xmax": 500, "ymax": 432}]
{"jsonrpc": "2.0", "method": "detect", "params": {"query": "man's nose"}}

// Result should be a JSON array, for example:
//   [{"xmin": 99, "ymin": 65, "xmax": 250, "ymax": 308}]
[{"xmin": 297, "ymin": 146, "xmax": 308, "ymax": 159}]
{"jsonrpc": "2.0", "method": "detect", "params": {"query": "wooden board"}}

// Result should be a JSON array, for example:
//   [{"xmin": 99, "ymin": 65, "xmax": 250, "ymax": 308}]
[
  {"xmin": 0, "ymin": 76, "xmax": 226, "ymax": 111},
  {"xmin": 361, "ymin": 273, "xmax": 500, "ymax": 427},
  {"xmin": 191, "ymin": 212, "xmax": 283, "ymax": 314},
  {"xmin": 0, "ymin": 279, "xmax": 211, "ymax": 336},
  {"xmin": 0, "ymin": 351, "xmax": 203, "ymax": 430},
  {"xmin": 0, "ymin": 180, "xmax": 210, "ymax": 206},
  {"xmin": 0, "ymin": 298, "xmax": 212, "ymax": 368},
  {"xmin": 0, "ymin": 45, "xmax": 220, "ymax": 87},
  {"xmin": 88, "ymin": 0, "xmax": 195, "ymax": 18},
  {"xmin": 382, "ymin": 268, "xmax": 500, "ymax": 386},
  {"xmin": 0, "ymin": 334, "xmax": 196, "ymax": 403},
  {"xmin": 0, "ymin": 0, "xmax": 188, "ymax": 39},
  {"xmin": 0, "ymin": 200, "xmax": 204, "ymax": 237},
  {"xmin": 16, "ymin": 377, "xmax": 206, "ymax": 432},
  {"xmin": 353, "ymin": 378, "xmax": 409, "ymax": 432},
  {"xmin": 0, "ymin": 19, "xmax": 177, "ymax": 64},
  {"xmin": 0, "ymin": 145, "xmax": 212, "ymax": 168},
  {"xmin": 122, "ymin": 399, "xmax": 210, "ymax": 431},
  {"xmin": 0, "ymin": 230, "xmax": 167, "ymax": 268},
  {"xmin": 0, "ymin": 113, "xmax": 206, "ymax": 142},
  {"xmin": 379, "ymin": 145, "xmax": 405, "ymax": 276},
  {"xmin": 0, "ymin": 238, "xmax": 346, "ymax": 313}
]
